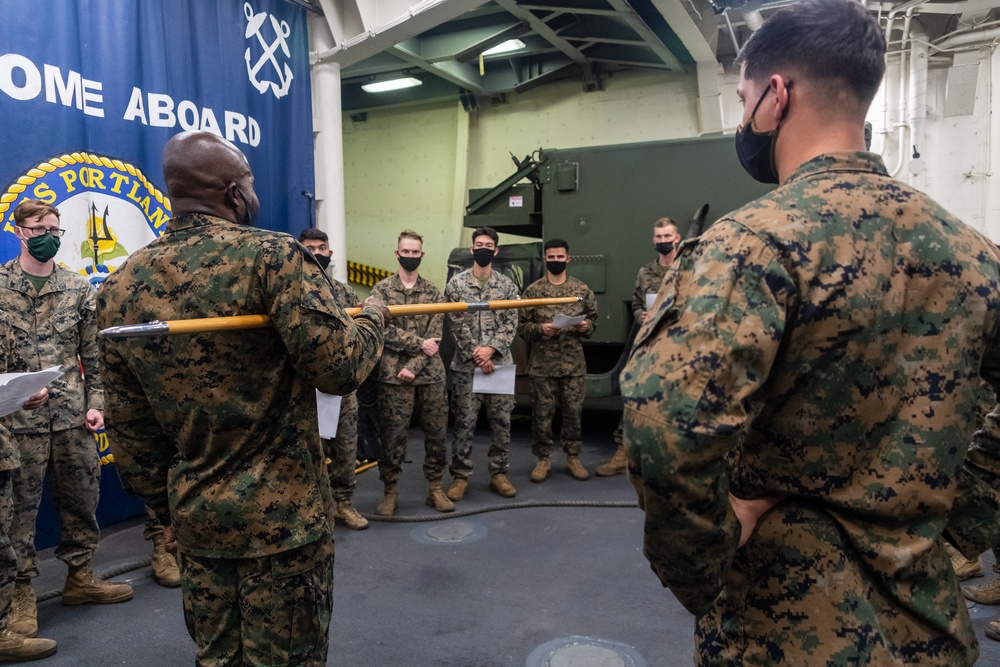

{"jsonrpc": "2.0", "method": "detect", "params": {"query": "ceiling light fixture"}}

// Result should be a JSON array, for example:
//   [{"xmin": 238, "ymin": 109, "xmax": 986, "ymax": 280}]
[
  {"xmin": 361, "ymin": 77, "xmax": 422, "ymax": 93},
  {"xmin": 482, "ymin": 39, "xmax": 526, "ymax": 56}
]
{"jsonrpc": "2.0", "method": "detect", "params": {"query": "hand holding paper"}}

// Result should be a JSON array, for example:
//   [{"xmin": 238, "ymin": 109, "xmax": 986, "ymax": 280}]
[
  {"xmin": 551, "ymin": 313, "xmax": 586, "ymax": 330},
  {"xmin": 0, "ymin": 366, "xmax": 62, "ymax": 418},
  {"xmin": 472, "ymin": 365, "xmax": 516, "ymax": 395}
]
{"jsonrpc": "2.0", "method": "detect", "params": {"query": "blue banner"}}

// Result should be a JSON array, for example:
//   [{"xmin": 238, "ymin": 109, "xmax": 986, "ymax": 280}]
[{"xmin": 0, "ymin": 0, "xmax": 315, "ymax": 286}]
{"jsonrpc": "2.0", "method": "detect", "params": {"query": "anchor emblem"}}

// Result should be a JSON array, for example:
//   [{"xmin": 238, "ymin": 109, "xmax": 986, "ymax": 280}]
[{"xmin": 244, "ymin": 2, "xmax": 294, "ymax": 99}]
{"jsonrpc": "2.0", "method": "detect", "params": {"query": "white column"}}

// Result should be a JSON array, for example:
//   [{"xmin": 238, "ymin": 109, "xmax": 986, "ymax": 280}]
[{"xmin": 309, "ymin": 15, "xmax": 348, "ymax": 283}]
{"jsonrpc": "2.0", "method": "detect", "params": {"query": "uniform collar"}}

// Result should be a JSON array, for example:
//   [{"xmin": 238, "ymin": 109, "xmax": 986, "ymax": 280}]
[
  {"xmin": 2, "ymin": 258, "xmax": 68, "ymax": 296},
  {"xmin": 166, "ymin": 212, "xmax": 234, "ymax": 232},
  {"xmin": 392, "ymin": 273, "xmax": 426, "ymax": 292},
  {"xmin": 785, "ymin": 151, "xmax": 889, "ymax": 185}
]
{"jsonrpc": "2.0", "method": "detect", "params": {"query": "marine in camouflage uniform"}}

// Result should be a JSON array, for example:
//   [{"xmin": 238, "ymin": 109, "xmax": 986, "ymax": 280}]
[
  {"xmin": 599, "ymin": 219, "xmax": 679, "ymax": 477},
  {"xmin": 97, "ymin": 131, "xmax": 384, "ymax": 666},
  {"xmin": 445, "ymin": 229, "xmax": 520, "ymax": 500},
  {"xmin": 0, "ymin": 315, "xmax": 57, "ymax": 660},
  {"xmin": 630, "ymin": 262, "xmax": 668, "ymax": 324},
  {"xmin": 623, "ymin": 153, "xmax": 1000, "ymax": 663},
  {"xmin": 623, "ymin": 4, "xmax": 1000, "ymax": 663},
  {"xmin": 0, "ymin": 260, "xmax": 105, "ymax": 582},
  {"xmin": 0, "ymin": 199, "xmax": 134, "ymax": 630},
  {"xmin": 518, "ymin": 244, "xmax": 598, "ymax": 483},
  {"xmin": 370, "ymin": 268, "xmax": 450, "ymax": 515},
  {"xmin": 324, "ymin": 278, "xmax": 368, "ymax": 530}
]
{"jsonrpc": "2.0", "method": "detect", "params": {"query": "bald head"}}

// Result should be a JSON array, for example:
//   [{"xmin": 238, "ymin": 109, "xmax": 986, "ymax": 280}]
[{"xmin": 163, "ymin": 131, "xmax": 259, "ymax": 224}]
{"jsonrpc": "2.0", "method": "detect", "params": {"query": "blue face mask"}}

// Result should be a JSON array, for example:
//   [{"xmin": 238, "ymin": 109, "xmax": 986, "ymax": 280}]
[{"xmin": 734, "ymin": 84, "xmax": 789, "ymax": 185}]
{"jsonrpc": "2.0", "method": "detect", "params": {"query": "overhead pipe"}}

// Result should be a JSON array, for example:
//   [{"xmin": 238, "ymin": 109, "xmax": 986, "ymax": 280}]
[
  {"xmin": 741, "ymin": 1, "xmax": 765, "ymax": 31},
  {"xmin": 907, "ymin": 19, "xmax": 929, "ymax": 186},
  {"xmin": 887, "ymin": 8, "xmax": 915, "ymax": 177},
  {"xmin": 935, "ymin": 26, "xmax": 1000, "ymax": 50}
]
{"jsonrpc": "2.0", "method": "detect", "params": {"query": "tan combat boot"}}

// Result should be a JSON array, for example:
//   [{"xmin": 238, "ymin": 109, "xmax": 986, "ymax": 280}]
[
  {"xmin": 375, "ymin": 484, "xmax": 398, "ymax": 518},
  {"xmin": 446, "ymin": 478, "xmax": 468, "ymax": 502},
  {"xmin": 333, "ymin": 500, "xmax": 369, "ymax": 530},
  {"xmin": 987, "ymin": 618, "xmax": 1000, "ymax": 642},
  {"xmin": 489, "ymin": 474, "xmax": 517, "ymax": 498},
  {"xmin": 944, "ymin": 542, "xmax": 983, "ymax": 581},
  {"xmin": 595, "ymin": 445, "xmax": 627, "ymax": 477},
  {"xmin": 150, "ymin": 534, "xmax": 181, "ymax": 588},
  {"xmin": 529, "ymin": 458, "xmax": 551, "ymax": 483},
  {"xmin": 566, "ymin": 456, "xmax": 590, "ymax": 481},
  {"xmin": 0, "ymin": 628, "xmax": 57, "ymax": 662},
  {"xmin": 62, "ymin": 564, "xmax": 134, "ymax": 605},
  {"xmin": 425, "ymin": 480, "xmax": 455, "ymax": 513},
  {"xmin": 964, "ymin": 575, "xmax": 1000, "ymax": 605},
  {"xmin": 8, "ymin": 581, "xmax": 36, "ymax": 638}
]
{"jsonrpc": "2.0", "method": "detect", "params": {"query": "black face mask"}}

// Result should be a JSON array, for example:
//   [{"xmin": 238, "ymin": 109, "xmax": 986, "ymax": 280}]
[
  {"xmin": 314, "ymin": 253, "xmax": 331, "ymax": 270},
  {"xmin": 231, "ymin": 187, "xmax": 259, "ymax": 226},
  {"xmin": 472, "ymin": 248, "xmax": 495, "ymax": 268},
  {"xmin": 655, "ymin": 241, "xmax": 674, "ymax": 256},
  {"xmin": 398, "ymin": 256, "xmax": 421, "ymax": 272},
  {"xmin": 545, "ymin": 260, "xmax": 567, "ymax": 275},
  {"xmin": 734, "ymin": 85, "xmax": 788, "ymax": 185}
]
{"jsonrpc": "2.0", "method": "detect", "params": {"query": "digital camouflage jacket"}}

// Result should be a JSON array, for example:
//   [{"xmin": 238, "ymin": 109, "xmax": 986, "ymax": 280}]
[
  {"xmin": 518, "ymin": 275, "xmax": 597, "ymax": 378},
  {"xmin": 370, "ymin": 273, "xmax": 446, "ymax": 385},
  {"xmin": 97, "ymin": 214, "xmax": 384, "ymax": 559},
  {"xmin": 622, "ymin": 153, "xmax": 1000, "ymax": 666},
  {"xmin": 0, "ymin": 259, "xmax": 103, "ymax": 434}
]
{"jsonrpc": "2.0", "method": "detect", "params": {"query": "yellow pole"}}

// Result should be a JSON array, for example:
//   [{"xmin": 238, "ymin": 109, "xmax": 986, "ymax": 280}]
[{"xmin": 100, "ymin": 297, "xmax": 583, "ymax": 338}]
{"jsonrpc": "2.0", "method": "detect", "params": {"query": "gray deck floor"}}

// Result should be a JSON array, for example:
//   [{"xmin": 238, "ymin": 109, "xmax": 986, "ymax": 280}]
[{"xmin": 25, "ymin": 410, "xmax": 1000, "ymax": 666}]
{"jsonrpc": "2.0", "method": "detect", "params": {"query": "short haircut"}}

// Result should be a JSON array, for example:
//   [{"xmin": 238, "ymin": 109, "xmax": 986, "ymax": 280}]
[
  {"xmin": 398, "ymin": 229, "xmax": 423, "ymax": 244},
  {"xmin": 472, "ymin": 226, "xmax": 499, "ymax": 246},
  {"xmin": 736, "ymin": 0, "xmax": 886, "ymax": 107},
  {"xmin": 543, "ymin": 238, "xmax": 569, "ymax": 253},
  {"xmin": 654, "ymin": 217, "xmax": 675, "ymax": 229},
  {"xmin": 299, "ymin": 228, "xmax": 328, "ymax": 243},
  {"xmin": 13, "ymin": 199, "xmax": 60, "ymax": 226}
]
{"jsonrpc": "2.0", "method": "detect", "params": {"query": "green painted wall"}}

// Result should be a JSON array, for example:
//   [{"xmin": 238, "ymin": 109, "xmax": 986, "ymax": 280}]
[{"xmin": 342, "ymin": 69, "xmax": 704, "ymax": 291}]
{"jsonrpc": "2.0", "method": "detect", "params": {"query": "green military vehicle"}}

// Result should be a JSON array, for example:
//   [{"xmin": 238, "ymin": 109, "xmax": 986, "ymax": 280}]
[{"xmin": 448, "ymin": 135, "xmax": 772, "ymax": 399}]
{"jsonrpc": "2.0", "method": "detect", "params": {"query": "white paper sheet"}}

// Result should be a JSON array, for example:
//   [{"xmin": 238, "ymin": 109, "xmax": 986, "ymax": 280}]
[
  {"xmin": 472, "ymin": 364, "xmax": 516, "ymax": 395},
  {"xmin": 551, "ymin": 313, "xmax": 586, "ymax": 330},
  {"xmin": 0, "ymin": 366, "xmax": 63, "ymax": 418},
  {"xmin": 315, "ymin": 390, "xmax": 342, "ymax": 439},
  {"xmin": 645, "ymin": 293, "xmax": 656, "ymax": 311}
]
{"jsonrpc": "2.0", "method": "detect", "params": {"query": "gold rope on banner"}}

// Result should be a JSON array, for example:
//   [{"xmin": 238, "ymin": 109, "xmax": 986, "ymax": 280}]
[{"xmin": 0, "ymin": 152, "xmax": 171, "ymax": 218}]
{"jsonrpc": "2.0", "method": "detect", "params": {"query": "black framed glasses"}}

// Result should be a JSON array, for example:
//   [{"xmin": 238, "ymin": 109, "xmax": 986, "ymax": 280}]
[{"xmin": 20, "ymin": 226, "xmax": 66, "ymax": 238}]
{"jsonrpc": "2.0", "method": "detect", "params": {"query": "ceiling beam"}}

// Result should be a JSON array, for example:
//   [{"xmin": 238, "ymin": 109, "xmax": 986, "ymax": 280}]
[
  {"xmin": 647, "ymin": 0, "xmax": 716, "ymax": 63},
  {"xmin": 418, "ymin": 21, "xmax": 528, "ymax": 61},
  {"xmin": 315, "ymin": 0, "xmax": 494, "ymax": 69},
  {"xmin": 519, "ymin": 4, "xmax": 621, "ymax": 15},
  {"xmin": 493, "ymin": 0, "xmax": 590, "ymax": 63},
  {"xmin": 604, "ymin": 0, "xmax": 685, "ymax": 70},
  {"xmin": 390, "ymin": 40, "xmax": 488, "ymax": 93}
]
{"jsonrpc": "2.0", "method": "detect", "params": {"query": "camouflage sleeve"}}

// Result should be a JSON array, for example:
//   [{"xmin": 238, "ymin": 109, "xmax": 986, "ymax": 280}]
[
  {"xmin": 517, "ymin": 283, "xmax": 543, "ymax": 341},
  {"xmin": 967, "ymin": 344, "xmax": 1000, "ymax": 488},
  {"xmin": 952, "ymin": 342, "xmax": 1000, "ymax": 556},
  {"xmin": 486, "ymin": 279, "xmax": 519, "ymax": 354},
  {"xmin": 445, "ymin": 279, "xmax": 476, "ymax": 364},
  {"xmin": 79, "ymin": 286, "xmax": 104, "ymax": 412},
  {"xmin": 403, "ymin": 284, "xmax": 445, "ymax": 378},
  {"xmin": 345, "ymin": 283, "xmax": 362, "ymax": 308},
  {"xmin": 631, "ymin": 267, "xmax": 646, "ymax": 321},
  {"xmin": 265, "ymin": 239, "xmax": 384, "ymax": 395},
  {"xmin": 372, "ymin": 282, "xmax": 424, "ymax": 357},
  {"xmin": 581, "ymin": 285, "xmax": 598, "ymax": 339},
  {"xmin": 621, "ymin": 220, "xmax": 793, "ymax": 615},
  {"xmin": 98, "ymin": 336, "xmax": 171, "ymax": 524}
]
